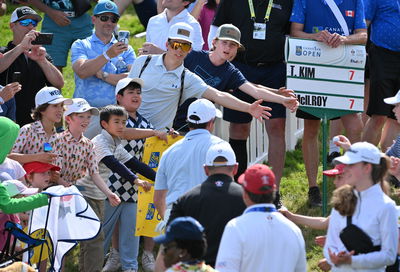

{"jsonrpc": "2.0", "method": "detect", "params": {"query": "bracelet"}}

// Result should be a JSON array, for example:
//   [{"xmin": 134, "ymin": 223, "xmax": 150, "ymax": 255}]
[{"xmin": 103, "ymin": 51, "xmax": 111, "ymax": 61}]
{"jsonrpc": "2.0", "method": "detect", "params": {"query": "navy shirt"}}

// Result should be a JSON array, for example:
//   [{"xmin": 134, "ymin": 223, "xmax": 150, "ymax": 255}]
[
  {"xmin": 184, "ymin": 50, "xmax": 247, "ymax": 91},
  {"xmin": 365, "ymin": 0, "xmax": 400, "ymax": 52},
  {"xmin": 290, "ymin": 0, "xmax": 366, "ymax": 35}
]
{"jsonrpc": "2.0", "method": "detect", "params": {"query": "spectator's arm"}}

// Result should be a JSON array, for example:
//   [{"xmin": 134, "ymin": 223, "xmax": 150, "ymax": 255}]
[
  {"xmin": 73, "ymin": 42, "xmax": 128, "ymax": 79},
  {"xmin": 0, "ymin": 185, "xmax": 48, "ymax": 214},
  {"xmin": 202, "ymin": 87, "xmax": 272, "ymax": 120},
  {"xmin": 101, "ymin": 155, "xmax": 138, "ymax": 184},
  {"xmin": 95, "ymin": 70, "xmax": 128, "ymax": 86},
  {"xmin": 154, "ymin": 189, "xmax": 167, "ymax": 219},
  {"xmin": 340, "ymin": 28, "xmax": 367, "ymax": 45},
  {"xmin": 8, "ymin": 152, "xmax": 59, "ymax": 165},
  {"xmin": 35, "ymin": 51, "xmax": 64, "ymax": 89},
  {"xmin": 124, "ymin": 157, "xmax": 156, "ymax": 181},
  {"xmin": 207, "ymin": 25, "xmax": 218, "ymax": 51},
  {"xmin": 0, "ymin": 44, "xmax": 27, "ymax": 73},
  {"xmin": 0, "ymin": 0, "xmax": 6, "ymax": 16},
  {"xmin": 122, "ymin": 127, "xmax": 165, "ymax": 140},
  {"xmin": 26, "ymin": 0, "xmax": 71, "ymax": 26},
  {"xmin": 91, "ymin": 172, "xmax": 121, "ymax": 206},
  {"xmin": 190, "ymin": 0, "xmax": 207, "ymax": 19},
  {"xmin": 0, "ymin": 83, "xmax": 21, "ymax": 103},
  {"xmin": 115, "ymin": 0, "xmax": 132, "ymax": 15}
]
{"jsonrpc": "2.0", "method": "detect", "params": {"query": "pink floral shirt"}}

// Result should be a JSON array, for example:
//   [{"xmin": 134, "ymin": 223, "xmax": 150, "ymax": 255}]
[
  {"xmin": 11, "ymin": 121, "xmax": 61, "ymax": 161},
  {"xmin": 57, "ymin": 130, "xmax": 99, "ymax": 184}
]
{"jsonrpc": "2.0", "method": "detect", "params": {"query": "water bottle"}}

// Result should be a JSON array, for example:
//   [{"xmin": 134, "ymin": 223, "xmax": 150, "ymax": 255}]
[{"xmin": 115, "ymin": 57, "xmax": 128, "ymax": 73}]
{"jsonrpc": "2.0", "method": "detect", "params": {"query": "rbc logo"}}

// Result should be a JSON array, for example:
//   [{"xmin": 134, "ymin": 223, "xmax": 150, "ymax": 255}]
[
  {"xmin": 149, "ymin": 152, "xmax": 160, "ymax": 168},
  {"xmin": 295, "ymin": 46, "xmax": 302, "ymax": 56}
]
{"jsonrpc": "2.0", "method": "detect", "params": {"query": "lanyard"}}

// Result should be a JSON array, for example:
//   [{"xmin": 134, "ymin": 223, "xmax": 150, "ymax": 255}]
[
  {"xmin": 248, "ymin": 0, "xmax": 274, "ymax": 22},
  {"xmin": 245, "ymin": 206, "xmax": 276, "ymax": 213}
]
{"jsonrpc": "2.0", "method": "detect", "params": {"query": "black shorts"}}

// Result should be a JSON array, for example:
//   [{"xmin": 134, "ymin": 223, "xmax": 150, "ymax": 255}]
[
  {"xmin": 223, "ymin": 61, "xmax": 287, "ymax": 124},
  {"xmin": 366, "ymin": 43, "xmax": 400, "ymax": 119}
]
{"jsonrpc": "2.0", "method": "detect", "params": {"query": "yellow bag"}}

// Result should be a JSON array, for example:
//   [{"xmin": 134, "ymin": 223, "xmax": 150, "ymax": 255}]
[{"xmin": 135, "ymin": 135, "xmax": 183, "ymax": 237}]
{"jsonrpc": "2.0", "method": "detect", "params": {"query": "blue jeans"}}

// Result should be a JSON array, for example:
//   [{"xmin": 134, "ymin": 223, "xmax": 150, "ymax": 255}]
[{"xmin": 103, "ymin": 201, "xmax": 140, "ymax": 270}]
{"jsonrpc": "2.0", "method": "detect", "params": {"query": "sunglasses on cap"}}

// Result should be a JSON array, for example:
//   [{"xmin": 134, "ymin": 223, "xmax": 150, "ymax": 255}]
[
  {"xmin": 18, "ymin": 19, "xmax": 38, "ymax": 27},
  {"xmin": 96, "ymin": 14, "xmax": 119, "ymax": 24},
  {"xmin": 169, "ymin": 41, "xmax": 191, "ymax": 53}
]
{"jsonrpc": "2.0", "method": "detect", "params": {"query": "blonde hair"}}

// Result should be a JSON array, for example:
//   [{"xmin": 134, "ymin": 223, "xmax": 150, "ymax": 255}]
[{"xmin": 331, "ymin": 184, "xmax": 357, "ymax": 216}]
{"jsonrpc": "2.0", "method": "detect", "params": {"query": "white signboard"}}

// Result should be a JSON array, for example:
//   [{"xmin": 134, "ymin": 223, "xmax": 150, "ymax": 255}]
[{"xmin": 285, "ymin": 37, "xmax": 366, "ymax": 112}]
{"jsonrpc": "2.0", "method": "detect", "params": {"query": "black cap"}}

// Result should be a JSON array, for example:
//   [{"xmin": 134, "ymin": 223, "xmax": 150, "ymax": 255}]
[{"xmin": 10, "ymin": 6, "xmax": 42, "ymax": 23}]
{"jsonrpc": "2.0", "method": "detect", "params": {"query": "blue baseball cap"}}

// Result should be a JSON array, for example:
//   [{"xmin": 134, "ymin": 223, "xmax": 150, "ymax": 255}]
[
  {"xmin": 154, "ymin": 217, "xmax": 204, "ymax": 244},
  {"xmin": 93, "ymin": 0, "xmax": 120, "ymax": 17}
]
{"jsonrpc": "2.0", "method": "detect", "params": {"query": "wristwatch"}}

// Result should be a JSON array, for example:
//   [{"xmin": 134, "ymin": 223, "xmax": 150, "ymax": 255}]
[{"xmin": 102, "ymin": 71, "xmax": 109, "ymax": 81}]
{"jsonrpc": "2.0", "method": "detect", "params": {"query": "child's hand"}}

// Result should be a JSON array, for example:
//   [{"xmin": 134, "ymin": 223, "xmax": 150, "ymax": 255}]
[
  {"xmin": 35, "ymin": 152, "xmax": 58, "ymax": 164},
  {"xmin": 135, "ymin": 179, "xmax": 152, "ymax": 192},
  {"xmin": 315, "ymin": 235, "xmax": 326, "ymax": 247},
  {"xmin": 107, "ymin": 193, "xmax": 121, "ymax": 207}
]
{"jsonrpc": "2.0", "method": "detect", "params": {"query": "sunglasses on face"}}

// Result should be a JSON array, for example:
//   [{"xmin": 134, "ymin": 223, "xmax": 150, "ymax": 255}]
[
  {"xmin": 169, "ymin": 41, "xmax": 192, "ymax": 52},
  {"xmin": 96, "ymin": 15, "xmax": 119, "ymax": 23},
  {"xmin": 18, "ymin": 19, "xmax": 38, "ymax": 27}
]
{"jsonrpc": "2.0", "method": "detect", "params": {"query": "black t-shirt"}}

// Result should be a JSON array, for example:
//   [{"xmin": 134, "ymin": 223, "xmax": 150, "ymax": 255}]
[
  {"xmin": 168, "ymin": 174, "xmax": 246, "ymax": 267},
  {"xmin": 0, "ymin": 41, "xmax": 52, "ymax": 126},
  {"xmin": 213, "ymin": 0, "xmax": 293, "ymax": 64}
]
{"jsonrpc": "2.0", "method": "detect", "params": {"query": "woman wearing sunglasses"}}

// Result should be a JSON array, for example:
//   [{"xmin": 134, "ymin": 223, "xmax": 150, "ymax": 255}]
[
  {"xmin": 154, "ymin": 217, "xmax": 216, "ymax": 272},
  {"xmin": 323, "ymin": 142, "xmax": 398, "ymax": 271}
]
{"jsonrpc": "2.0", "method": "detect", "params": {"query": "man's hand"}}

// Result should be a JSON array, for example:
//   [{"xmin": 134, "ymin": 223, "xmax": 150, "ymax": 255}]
[
  {"xmin": 327, "ymin": 33, "xmax": 347, "ymax": 48},
  {"xmin": 248, "ymin": 99, "xmax": 272, "ymax": 121},
  {"xmin": 47, "ymin": 8, "xmax": 71, "ymax": 26},
  {"xmin": 138, "ymin": 42, "xmax": 164, "ymax": 55},
  {"xmin": 107, "ymin": 192, "xmax": 121, "ymax": 206},
  {"xmin": 282, "ymin": 97, "xmax": 299, "ymax": 112},
  {"xmin": 0, "ymin": 83, "xmax": 21, "ymax": 102},
  {"xmin": 135, "ymin": 179, "xmax": 152, "ymax": 192},
  {"xmin": 318, "ymin": 258, "xmax": 332, "ymax": 271},
  {"xmin": 315, "ymin": 235, "xmax": 326, "ymax": 247},
  {"xmin": 277, "ymin": 87, "xmax": 296, "ymax": 98},
  {"xmin": 106, "ymin": 42, "xmax": 128, "ymax": 59},
  {"xmin": 26, "ymin": 46, "xmax": 47, "ymax": 62},
  {"xmin": 154, "ymin": 130, "xmax": 168, "ymax": 143},
  {"xmin": 20, "ymin": 30, "xmax": 39, "ymax": 51},
  {"xmin": 328, "ymin": 248, "xmax": 353, "ymax": 265},
  {"xmin": 334, "ymin": 135, "xmax": 351, "ymax": 151},
  {"xmin": 312, "ymin": 30, "xmax": 331, "ymax": 43}
]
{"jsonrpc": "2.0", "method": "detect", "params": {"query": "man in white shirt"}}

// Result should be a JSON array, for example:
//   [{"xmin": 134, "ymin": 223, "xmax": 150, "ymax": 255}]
[
  {"xmin": 128, "ymin": 22, "xmax": 271, "ymax": 131},
  {"xmin": 138, "ymin": 0, "xmax": 203, "ymax": 54},
  {"xmin": 216, "ymin": 164, "xmax": 307, "ymax": 272}
]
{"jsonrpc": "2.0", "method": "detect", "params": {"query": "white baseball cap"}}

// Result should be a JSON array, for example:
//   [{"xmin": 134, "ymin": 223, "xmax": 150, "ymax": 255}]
[
  {"xmin": 2, "ymin": 180, "xmax": 39, "ymax": 197},
  {"xmin": 64, "ymin": 98, "xmax": 99, "ymax": 117},
  {"xmin": 35, "ymin": 87, "xmax": 73, "ymax": 108},
  {"xmin": 333, "ymin": 142, "xmax": 382, "ymax": 165},
  {"xmin": 187, "ymin": 99, "xmax": 222, "ymax": 124},
  {"xmin": 384, "ymin": 90, "xmax": 400, "ymax": 105},
  {"xmin": 115, "ymin": 77, "xmax": 144, "ymax": 96},
  {"xmin": 205, "ymin": 142, "xmax": 236, "ymax": 167},
  {"xmin": 168, "ymin": 22, "xmax": 194, "ymax": 44}
]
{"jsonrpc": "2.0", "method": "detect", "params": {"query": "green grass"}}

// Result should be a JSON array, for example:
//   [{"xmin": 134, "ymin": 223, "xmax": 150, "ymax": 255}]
[{"xmin": 0, "ymin": 4, "xmax": 354, "ymax": 271}]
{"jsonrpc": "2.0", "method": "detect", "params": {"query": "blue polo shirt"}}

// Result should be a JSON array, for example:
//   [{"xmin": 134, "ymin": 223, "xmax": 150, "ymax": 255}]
[
  {"xmin": 365, "ymin": 0, "xmax": 400, "ymax": 52},
  {"xmin": 290, "ymin": 0, "xmax": 366, "ymax": 35},
  {"xmin": 71, "ymin": 33, "xmax": 136, "ymax": 107}
]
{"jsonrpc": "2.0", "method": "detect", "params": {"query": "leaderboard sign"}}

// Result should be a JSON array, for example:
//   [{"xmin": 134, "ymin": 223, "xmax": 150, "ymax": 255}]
[{"xmin": 285, "ymin": 37, "xmax": 366, "ymax": 118}]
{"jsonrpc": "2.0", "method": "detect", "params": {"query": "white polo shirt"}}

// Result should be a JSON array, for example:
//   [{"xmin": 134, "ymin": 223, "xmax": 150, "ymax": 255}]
[
  {"xmin": 146, "ymin": 8, "xmax": 204, "ymax": 51},
  {"xmin": 216, "ymin": 203, "xmax": 307, "ymax": 272},
  {"xmin": 324, "ymin": 183, "xmax": 398, "ymax": 271},
  {"xmin": 154, "ymin": 129, "xmax": 224, "ymax": 205},
  {"xmin": 128, "ymin": 54, "xmax": 208, "ymax": 130}
]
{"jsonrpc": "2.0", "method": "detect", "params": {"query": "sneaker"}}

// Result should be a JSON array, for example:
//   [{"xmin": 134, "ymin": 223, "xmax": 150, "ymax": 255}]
[
  {"xmin": 103, "ymin": 248, "xmax": 121, "ymax": 272},
  {"xmin": 327, "ymin": 151, "xmax": 341, "ymax": 164},
  {"xmin": 308, "ymin": 186, "xmax": 322, "ymax": 207},
  {"xmin": 142, "ymin": 250, "xmax": 155, "ymax": 272},
  {"xmin": 122, "ymin": 270, "xmax": 137, "ymax": 272},
  {"xmin": 273, "ymin": 191, "xmax": 283, "ymax": 209}
]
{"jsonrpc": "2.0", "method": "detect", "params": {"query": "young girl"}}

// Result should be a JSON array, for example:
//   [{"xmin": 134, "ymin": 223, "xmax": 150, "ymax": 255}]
[
  {"xmin": 324, "ymin": 142, "xmax": 398, "ymax": 271},
  {"xmin": 8, "ymin": 87, "xmax": 72, "ymax": 185}
]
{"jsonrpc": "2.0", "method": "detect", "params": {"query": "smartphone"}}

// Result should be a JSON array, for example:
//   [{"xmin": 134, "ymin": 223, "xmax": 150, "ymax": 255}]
[
  {"xmin": 32, "ymin": 33, "xmax": 54, "ymax": 45},
  {"xmin": 118, "ymin": 30, "xmax": 130, "ymax": 45},
  {"xmin": 43, "ymin": 142, "xmax": 53, "ymax": 152},
  {"xmin": 12, "ymin": 72, "xmax": 21, "ymax": 83}
]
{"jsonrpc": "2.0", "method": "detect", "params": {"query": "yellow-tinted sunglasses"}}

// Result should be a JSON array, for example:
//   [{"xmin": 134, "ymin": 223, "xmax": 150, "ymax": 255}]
[{"xmin": 169, "ymin": 41, "xmax": 192, "ymax": 52}]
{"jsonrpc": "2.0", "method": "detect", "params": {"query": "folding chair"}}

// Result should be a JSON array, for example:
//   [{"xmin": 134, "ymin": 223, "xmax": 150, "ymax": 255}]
[{"xmin": 0, "ymin": 221, "xmax": 51, "ymax": 268}]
